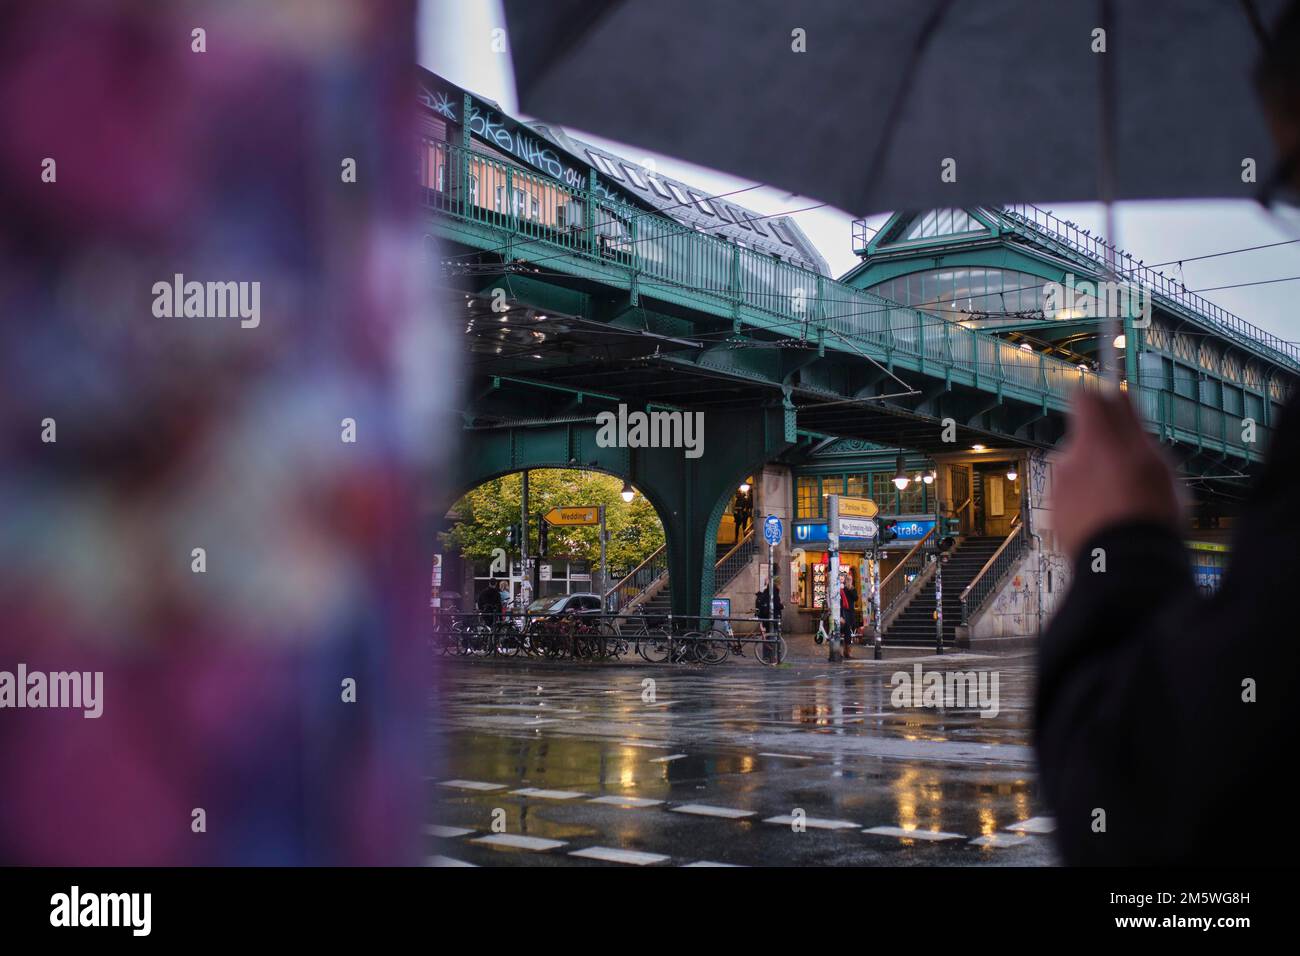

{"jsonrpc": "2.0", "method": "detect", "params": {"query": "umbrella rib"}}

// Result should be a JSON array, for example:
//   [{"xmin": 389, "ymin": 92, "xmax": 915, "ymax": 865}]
[{"xmin": 857, "ymin": 0, "xmax": 957, "ymax": 214}]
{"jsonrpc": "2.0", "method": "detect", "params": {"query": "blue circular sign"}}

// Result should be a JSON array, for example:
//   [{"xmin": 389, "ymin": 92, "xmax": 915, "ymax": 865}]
[{"xmin": 763, "ymin": 515, "xmax": 783, "ymax": 545}]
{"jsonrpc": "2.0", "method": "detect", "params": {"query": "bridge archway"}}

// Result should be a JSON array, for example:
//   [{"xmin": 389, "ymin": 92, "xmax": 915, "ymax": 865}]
[{"xmin": 441, "ymin": 407, "xmax": 793, "ymax": 618}]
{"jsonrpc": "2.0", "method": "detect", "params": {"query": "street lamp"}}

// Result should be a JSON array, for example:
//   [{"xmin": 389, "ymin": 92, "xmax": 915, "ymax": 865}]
[
  {"xmin": 1006, "ymin": 465, "xmax": 1019, "ymax": 482},
  {"xmin": 923, "ymin": 468, "xmax": 935, "ymax": 485},
  {"xmin": 892, "ymin": 452, "xmax": 909, "ymax": 491},
  {"xmin": 620, "ymin": 481, "xmax": 635, "ymax": 503},
  {"xmin": 738, "ymin": 480, "xmax": 751, "ymax": 494}
]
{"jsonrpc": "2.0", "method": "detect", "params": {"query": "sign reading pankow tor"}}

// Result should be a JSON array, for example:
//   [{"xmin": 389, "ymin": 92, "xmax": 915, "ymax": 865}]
[{"xmin": 596, "ymin": 404, "xmax": 703, "ymax": 459}]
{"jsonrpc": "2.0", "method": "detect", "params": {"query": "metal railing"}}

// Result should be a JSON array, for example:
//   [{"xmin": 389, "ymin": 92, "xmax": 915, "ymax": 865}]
[
  {"xmin": 425, "ymin": 141, "xmax": 1101, "ymax": 404},
  {"xmin": 959, "ymin": 523, "xmax": 1027, "ymax": 625},
  {"xmin": 879, "ymin": 527, "xmax": 937, "ymax": 622},
  {"xmin": 603, "ymin": 543, "xmax": 667, "ymax": 612},
  {"xmin": 714, "ymin": 527, "xmax": 756, "ymax": 591},
  {"xmin": 1000, "ymin": 203, "xmax": 1300, "ymax": 372}
]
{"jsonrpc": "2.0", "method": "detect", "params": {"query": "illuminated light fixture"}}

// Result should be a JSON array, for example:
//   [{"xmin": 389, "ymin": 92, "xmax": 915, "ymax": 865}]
[
  {"xmin": 923, "ymin": 468, "xmax": 936, "ymax": 485},
  {"xmin": 1019, "ymin": 343, "xmax": 1033, "ymax": 352},
  {"xmin": 1006, "ymin": 465, "xmax": 1019, "ymax": 482},
  {"xmin": 972, "ymin": 444, "xmax": 986, "ymax": 452},
  {"xmin": 892, "ymin": 452, "xmax": 910, "ymax": 491},
  {"xmin": 739, "ymin": 480, "xmax": 751, "ymax": 494},
  {"xmin": 1077, "ymin": 363, "xmax": 1089, "ymax": 372},
  {"xmin": 1113, "ymin": 334, "xmax": 1126, "ymax": 348},
  {"xmin": 620, "ymin": 481, "xmax": 635, "ymax": 503}
]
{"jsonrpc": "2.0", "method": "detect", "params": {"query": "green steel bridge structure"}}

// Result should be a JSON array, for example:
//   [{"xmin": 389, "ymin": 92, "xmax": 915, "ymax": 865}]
[{"xmin": 428, "ymin": 138, "xmax": 1296, "ymax": 618}]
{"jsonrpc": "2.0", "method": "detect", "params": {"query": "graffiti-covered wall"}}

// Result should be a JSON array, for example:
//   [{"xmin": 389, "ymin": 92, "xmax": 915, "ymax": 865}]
[{"xmin": 964, "ymin": 449, "xmax": 1071, "ymax": 646}]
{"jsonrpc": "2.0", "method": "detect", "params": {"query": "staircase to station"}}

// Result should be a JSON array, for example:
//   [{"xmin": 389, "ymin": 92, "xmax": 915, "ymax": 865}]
[{"xmin": 883, "ymin": 535, "xmax": 1006, "ymax": 647}]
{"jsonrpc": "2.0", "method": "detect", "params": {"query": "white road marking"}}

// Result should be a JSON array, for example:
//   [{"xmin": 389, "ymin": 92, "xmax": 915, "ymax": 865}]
[
  {"xmin": 970, "ymin": 833, "xmax": 1033, "ymax": 848},
  {"xmin": 683, "ymin": 861, "xmax": 743, "ymax": 867},
  {"xmin": 1004, "ymin": 816, "xmax": 1056, "ymax": 834},
  {"xmin": 424, "ymin": 824, "xmax": 475, "ymax": 838},
  {"xmin": 424, "ymin": 855, "xmax": 477, "ymax": 867},
  {"xmin": 587, "ymin": 795, "xmax": 664, "ymax": 808},
  {"xmin": 649, "ymin": 754, "xmax": 688, "ymax": 763},
  {"xmin": 670, "ymin": 804, "xmax": 756, "ymax": 819},
  {"xmin": 762, "ymin": 815, "xmax": 860, "ymax": 830},
  {"xmin": 862, "ymin": 826, "xmax": 964, "ymax": 841},
  {"xmin": 471, "ymin": 833, "xmax": 568, "ymax": 851},
  {"xmin": 438, "ymin": 779, "xmax": 506, "ymax": 791},
  {"xmin": 510, "ymin": 788, "xmax": 587, "ymax": 799},
  {"xmin": 568, "ymin": 846, "xmax": 670, "ymax": 865},
  {"xmin": 757, "ymin": 753, "xmax": 815, "ymax": 760},
  {"xmin": 619, "ymin": 741, "xmax": 673, "ymax": 749}
]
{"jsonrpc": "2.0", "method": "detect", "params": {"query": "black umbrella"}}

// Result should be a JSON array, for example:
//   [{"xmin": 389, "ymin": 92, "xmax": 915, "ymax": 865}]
[{"xmin": 503, "ymin": 0, "xmax": 1283, "ymax": 215}]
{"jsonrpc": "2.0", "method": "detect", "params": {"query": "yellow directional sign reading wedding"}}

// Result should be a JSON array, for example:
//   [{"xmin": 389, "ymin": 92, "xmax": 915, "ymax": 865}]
[
  {"xmin": 544, "ymin": 506, "xmax": 600, "ymax": 526},
  {"xmin": 838, "ymin": 496, "xmax": 878, "ymax": 518}
]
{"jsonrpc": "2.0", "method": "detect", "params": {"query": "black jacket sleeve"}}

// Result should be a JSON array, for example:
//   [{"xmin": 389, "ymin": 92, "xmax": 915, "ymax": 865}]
[{"xmin": 1036, "ymin": 398, "xmax": 1300, "ymax": 866}]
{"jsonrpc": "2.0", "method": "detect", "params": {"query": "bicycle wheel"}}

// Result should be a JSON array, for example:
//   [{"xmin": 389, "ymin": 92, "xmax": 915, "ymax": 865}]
[
  {"xmin": 695, "ymin": 634, "xmax": 730, "ymax": 665},
  {"xmin": 755, "ymin": 636, "xmax": 787, "ymax": 666},
  {"xmin": 495, "ymin": 625, "xmax": 522, "ymax": 657},
  {"xmin": 638, "ymin": 628, "xmax": 672, "ymax": 663}
]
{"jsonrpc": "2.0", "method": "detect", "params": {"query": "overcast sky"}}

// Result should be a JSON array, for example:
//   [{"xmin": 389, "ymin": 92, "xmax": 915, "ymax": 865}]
[{"xmin": 421, "ymin": 0, "xmax": 1300, "ymax": 345}]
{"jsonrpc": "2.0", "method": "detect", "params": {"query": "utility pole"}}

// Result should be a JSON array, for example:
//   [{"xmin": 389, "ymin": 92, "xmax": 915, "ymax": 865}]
[
  {"xmin": 934, "ymin": 550, "xmax": 945, "ymax": 656},
  {"xmin": 598, "ymin": 504, "xmax": 608, "ymax": 597},
  {"xmin": 827, "ymin": 494, "xmax": 843, "ymax": 663},
  {"xmin": 520, "ymin": 470, "xmax": 531, "ymax": 610},
  {"xmin": 872, "ymin": 531, "xmax": 883, "ymax": 660}
]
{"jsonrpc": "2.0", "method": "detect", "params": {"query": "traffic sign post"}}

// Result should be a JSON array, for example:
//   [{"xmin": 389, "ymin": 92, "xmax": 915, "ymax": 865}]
[
  {"xmin": 763, "ymin": 515, "xmax": 783, "ymax": 658},
  {"xmin": 543, "ymin": 506, "xmax": 601, "ymax": 526},
  {"xmin": 826, "ymin": 496, "xmax": 843, "ymax": 663}
]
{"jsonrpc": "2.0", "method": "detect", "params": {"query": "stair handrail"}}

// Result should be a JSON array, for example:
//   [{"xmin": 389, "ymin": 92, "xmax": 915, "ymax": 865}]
[
  {"xmin": 878, "ymin": 526, "xmax": 937, "ymax": 620},
  {"xmin": 959, "ymin": 521, "xmax": 1027, "ymax": 624},
  {"xmin": 713, "ymin": 526, "xmax": 756, "ymax": 591},
  {"xmin": 603, "ymin": 542, "xmax": 667, "ymax": 611}
]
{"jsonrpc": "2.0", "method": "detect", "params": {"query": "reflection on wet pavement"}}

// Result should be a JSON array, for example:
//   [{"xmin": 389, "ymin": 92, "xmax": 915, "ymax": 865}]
[{"xmin": 428, "ymin": 652, "xmax": 1057, "ymax": 866}]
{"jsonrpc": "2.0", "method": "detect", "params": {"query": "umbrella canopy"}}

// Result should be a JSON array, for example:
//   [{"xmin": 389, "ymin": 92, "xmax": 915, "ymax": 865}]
[{"xmin": 503, "ymin": 0, "xmax": 1286, "ymax": 214}]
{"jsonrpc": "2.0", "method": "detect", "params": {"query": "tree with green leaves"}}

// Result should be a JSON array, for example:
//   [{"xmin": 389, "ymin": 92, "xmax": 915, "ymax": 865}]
[{"xmin": 440, "ymin": 470, "xmax": 665, "ymax": 574}]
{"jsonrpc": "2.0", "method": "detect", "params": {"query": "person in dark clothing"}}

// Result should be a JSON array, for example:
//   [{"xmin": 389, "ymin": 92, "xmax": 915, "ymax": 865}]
[
  {"xmin": 475, "ymin": 578, "xmax": 505, "ymax": 625},
  {"xmin": 839, "ymin": 571, "xmax": 859, "ymax": 656},
  {"xmin": 1035, "ymin": 3, "xmax": 1300, "ymax": 867}
]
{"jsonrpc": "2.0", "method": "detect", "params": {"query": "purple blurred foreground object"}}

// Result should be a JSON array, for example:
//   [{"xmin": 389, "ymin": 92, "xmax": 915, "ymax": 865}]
[{"xmin": 0, "ymin": 1, "xmax": 446, "ymax": 864}]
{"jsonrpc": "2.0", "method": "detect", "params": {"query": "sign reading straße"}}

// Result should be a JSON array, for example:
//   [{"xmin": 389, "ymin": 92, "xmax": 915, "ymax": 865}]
[{"xmin": 543, "ymin": 507, "xmax": 600, "ymax": 526}]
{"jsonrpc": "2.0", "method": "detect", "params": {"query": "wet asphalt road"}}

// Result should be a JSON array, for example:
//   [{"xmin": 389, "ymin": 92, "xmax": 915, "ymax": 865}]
[{"xmin": 428, "ymin": 648, "xmax": 1059, "ymax": 867}]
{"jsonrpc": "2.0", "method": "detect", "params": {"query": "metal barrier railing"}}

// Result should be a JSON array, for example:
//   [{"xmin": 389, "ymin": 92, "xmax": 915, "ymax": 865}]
[
  {"xmin": 431, "ymin": 609, "xmax": 786, "ymax": 665},
  {"xmin": 959, "ymin": 523, "xmax": 1027, "ymax": 625},
  {"xmin": 1000, "ymin": 203, "xmax": 1300, "ymax": 372},
  {"xmin": 425, "ymin": 140, "xmax": 1100, "ymax": 405}
]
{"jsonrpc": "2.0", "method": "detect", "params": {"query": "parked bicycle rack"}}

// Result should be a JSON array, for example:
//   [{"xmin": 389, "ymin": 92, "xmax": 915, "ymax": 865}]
[{"xmin": 430, "ymin": 610, "xmax": 787, "ymax": 666}]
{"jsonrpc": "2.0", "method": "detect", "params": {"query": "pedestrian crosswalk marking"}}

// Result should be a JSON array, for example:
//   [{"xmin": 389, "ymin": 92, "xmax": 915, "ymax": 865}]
[
  {"xmin": 969, "ymin": 833, "xmax": 1033, "ymax": 848},
  {"xmin": 424, "ymin": 824, "xmax": 475, "ymax": 837},
  {"xmin": 471, "ymin": 833, "xmax": 568, "ymax": 851},
  {"xmin": 438, "ymin": 779, "xmax": 506, "ymax": 791},
  {"xmin": 569, "ymin": 846, "xmax": 670, "ymax": 865},
  {"xmin": 424, "ymin": 855, "xmax": 477, "ymax": 867},
  {"xmin": 862, "ymin": 826, "xmax": 964, "ymax": 841},
  {"xmin": 649, "ymin": 754, "xmax": 687, "ymax": 763},
  {"xmin": 670, "ymin": 804, "xmax": 756, "ymax": 819},
  {"xmin": 588, "ymin": 795, "xmax": 664, "ymax": 808},
  {"xmin": 683, "ymin": 861, "xmax": 743, "ymax": 867},
  {"xmin": 762, "ymin": 815, "xmax": 860, "ymax": 830},
  {"xmin": 510, "ymin": 787, "xmax": 587, "ymax": 799},
  {"xmin": 1004, "ymin": 816, "xmax": 1055, "ymax": 833}
]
